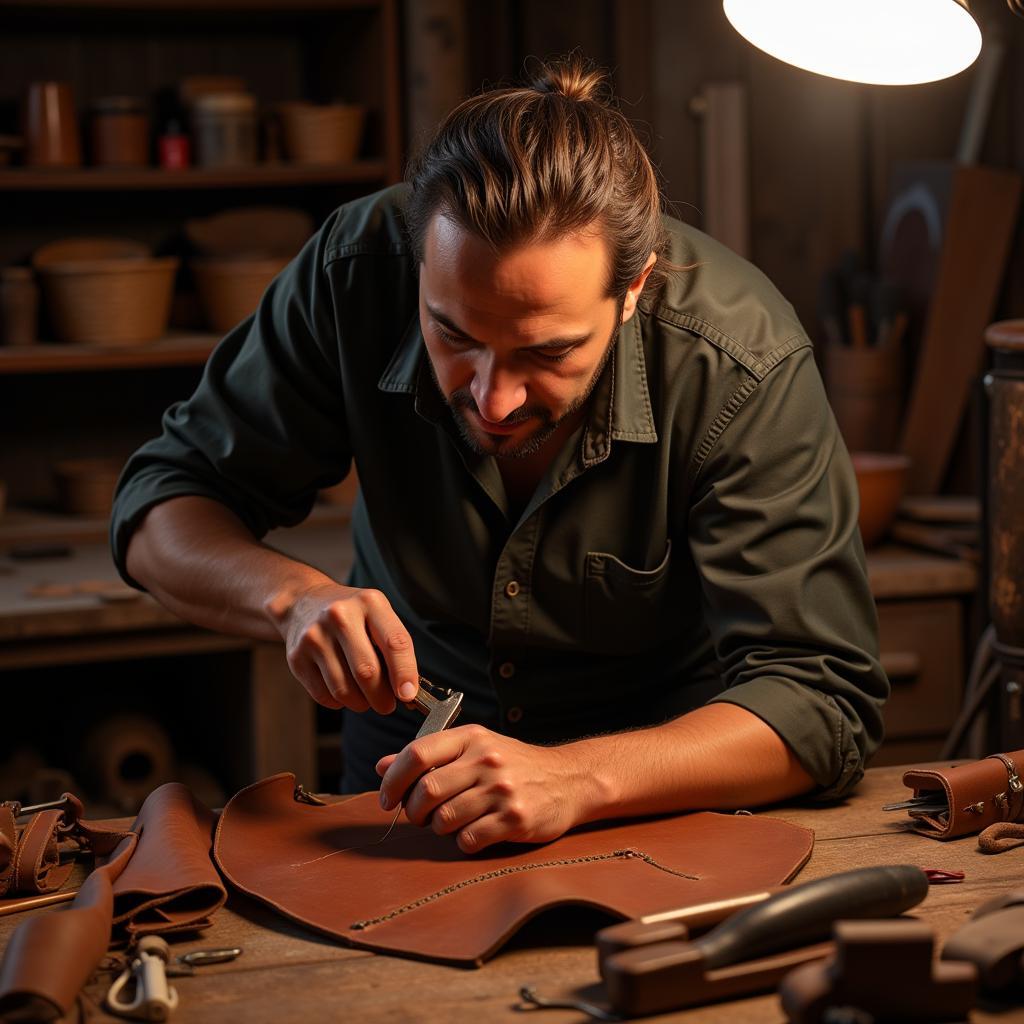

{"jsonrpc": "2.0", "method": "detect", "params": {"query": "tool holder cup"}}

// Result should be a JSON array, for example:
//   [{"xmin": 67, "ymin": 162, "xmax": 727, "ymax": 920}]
[{"xmin": 823, "ymin": 342, "xmax": 904, "ymax": 454}]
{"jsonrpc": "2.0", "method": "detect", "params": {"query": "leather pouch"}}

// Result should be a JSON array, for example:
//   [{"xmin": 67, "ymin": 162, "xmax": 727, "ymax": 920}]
[
  {"xmin": 214, "ymin": 772, "xmax": 814, "ymax": 966},
  {"xmin": 902, "ymin": 749, "xmax": 1024, "ymax": 840}
]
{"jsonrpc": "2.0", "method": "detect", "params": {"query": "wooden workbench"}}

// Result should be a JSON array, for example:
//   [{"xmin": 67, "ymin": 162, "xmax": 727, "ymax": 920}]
[{"xmin": 3, "ymin": 762, "xmax": 1021, "ymax": 1023}]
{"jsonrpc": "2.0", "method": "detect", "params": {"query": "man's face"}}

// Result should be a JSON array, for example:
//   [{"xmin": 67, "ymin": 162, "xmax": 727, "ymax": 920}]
[{"xmin": 418, "ymin": 213, "xmax": 624, "ymax": 459}]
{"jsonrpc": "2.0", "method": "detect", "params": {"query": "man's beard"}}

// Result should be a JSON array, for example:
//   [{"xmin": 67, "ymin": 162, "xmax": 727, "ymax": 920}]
[{"xmin": 444, "ymin": 322, "xmax": 620, "ymax": 460}]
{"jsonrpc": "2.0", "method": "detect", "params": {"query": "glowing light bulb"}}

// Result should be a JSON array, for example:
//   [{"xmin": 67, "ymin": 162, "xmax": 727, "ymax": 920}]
[{"xmin": 723, "ymin": 0, "xmax": 982, "ymax": 86}]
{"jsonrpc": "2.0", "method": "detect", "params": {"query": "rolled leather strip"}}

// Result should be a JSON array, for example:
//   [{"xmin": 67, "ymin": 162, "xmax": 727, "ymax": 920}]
[
  {"xmin": 0, "ymin": 807, "xmax": 15, "ymax": 897},
  {"xmin": 0, "ymin": 783, "xmax": 224, "ymax": 1020},
  {"xmin": 902, "ymin": 748, "xmax": 1024, "ymax": 840},
  {"xmin": 214, "ymin": 772, "xmax": 815, "ymax": 967}
]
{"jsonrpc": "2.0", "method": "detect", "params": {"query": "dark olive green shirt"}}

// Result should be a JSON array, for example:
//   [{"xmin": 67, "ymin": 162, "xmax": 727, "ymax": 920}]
[{"xmin": 111, "ymin": 184, "xmax": 887, "ymax": 796}]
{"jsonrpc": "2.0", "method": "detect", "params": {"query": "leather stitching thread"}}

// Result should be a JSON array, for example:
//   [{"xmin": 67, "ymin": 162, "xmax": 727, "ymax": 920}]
[{"xmin": 349, "ymin": 848, "xmax": 700, "ymax": 930}]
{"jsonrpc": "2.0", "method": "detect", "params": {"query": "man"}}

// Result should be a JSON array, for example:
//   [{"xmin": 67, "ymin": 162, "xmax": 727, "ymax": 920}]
[{"xmin": 112, "ymin": 59, "xmax": 887, "ymax": 854}]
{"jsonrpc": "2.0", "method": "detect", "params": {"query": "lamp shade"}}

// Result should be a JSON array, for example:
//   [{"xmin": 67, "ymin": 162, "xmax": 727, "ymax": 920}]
[{"xmin": 723, "ymin": 0, "xmax": 982, "ymax": 86}]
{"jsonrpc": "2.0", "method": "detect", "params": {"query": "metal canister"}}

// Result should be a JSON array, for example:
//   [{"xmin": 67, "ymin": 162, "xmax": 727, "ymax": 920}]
[{"xmin": 192, "ymin": 92, "xmax": 257, "ymax": 168}]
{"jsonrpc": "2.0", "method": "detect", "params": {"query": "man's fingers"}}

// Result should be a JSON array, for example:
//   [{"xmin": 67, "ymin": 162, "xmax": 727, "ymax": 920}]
[
  {"xmin": 364, "ymin": 600, "xmax": 419, "ymax": 703},
  {"xmin": 375, "ymin": 754, "xmax": 398, "ymax": 777},
  {"xmin": 456, "ymin": 813, "xmax": 509, "ymax": 854},
  {"xmin": 328, "ymin": 615, "xmax": 396, "ymax": 715},
  {"xmin": 402, "ymin": 761, "xmax": 478, "ymax": 827},
  {"xmin": 379, "ymin": 730, "xmax": 466, "ymax": 810},
  {"xmin": 289, "ymin": 651, "xmax": 349, "ymax": 710}
]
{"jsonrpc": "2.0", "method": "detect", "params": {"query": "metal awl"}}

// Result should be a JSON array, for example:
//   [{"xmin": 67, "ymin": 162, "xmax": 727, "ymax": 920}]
[{"xmin": 411, "ymin": 676, "xmax": 463, "ymax": 739}]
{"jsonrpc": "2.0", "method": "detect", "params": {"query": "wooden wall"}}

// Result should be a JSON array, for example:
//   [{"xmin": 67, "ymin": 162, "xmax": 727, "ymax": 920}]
[
  {"xmin": 409, "ymin": 0, "xmax": 1024, "ymax": 496},
  {"xmin": 428, "ymin": 0, "xmax": 1024, "ymax": 337}
]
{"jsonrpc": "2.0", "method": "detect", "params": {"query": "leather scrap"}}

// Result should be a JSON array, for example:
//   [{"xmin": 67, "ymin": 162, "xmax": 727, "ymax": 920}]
[
  {"xmin": 0, "ymin": 783, "xmax": 224, "ymax": 1021},
  {"xmin": 0, "ymin": 808, "xmax": 15, "ymax": 898},
  {"xmin": 213, "ymin": 772, "xmax": 815, "ymax": 966}
]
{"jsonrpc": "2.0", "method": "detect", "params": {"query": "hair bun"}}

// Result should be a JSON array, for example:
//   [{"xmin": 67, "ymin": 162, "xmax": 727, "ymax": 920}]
[{"xmin": 530, "ymin": 56, "xmax": 608, "ymax": 104}]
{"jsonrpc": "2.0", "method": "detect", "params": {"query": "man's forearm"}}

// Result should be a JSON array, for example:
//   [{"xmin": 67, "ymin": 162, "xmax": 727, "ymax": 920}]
[
  {"xmin": 125, "ymin": 495, "xmax": 333, "ymax": 641},
  {"xmin": 566, "ymin": 702, "xmax": 816, "ymax": 823}
]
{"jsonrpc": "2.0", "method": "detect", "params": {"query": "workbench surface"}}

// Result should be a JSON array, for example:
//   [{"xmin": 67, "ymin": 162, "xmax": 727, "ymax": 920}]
[{"xmin": 2, "ymin": 762, "xmax": 1022, "ymax": 1022}]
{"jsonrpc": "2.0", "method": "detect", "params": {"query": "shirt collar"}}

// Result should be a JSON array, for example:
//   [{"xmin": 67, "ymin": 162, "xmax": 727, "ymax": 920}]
[{"xmin": 378, "ymin": 310, "xmax": 658, "ymax": 460}]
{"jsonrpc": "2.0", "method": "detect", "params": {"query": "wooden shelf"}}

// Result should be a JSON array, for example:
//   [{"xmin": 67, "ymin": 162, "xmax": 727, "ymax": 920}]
[
  {"xmin": 1, "ymin": 0, "xmax": 380, "ymax": 12},
  {"xmin": 0, "ymin": 500, "xmax": 353, "ymax": 551},
  {"xmin": 0, "ymin": 161, "xmax": 388, "ymax": 191},
  {"xmin": 0, "ymin": 332, "xmax": 221, "ymax": 374}
]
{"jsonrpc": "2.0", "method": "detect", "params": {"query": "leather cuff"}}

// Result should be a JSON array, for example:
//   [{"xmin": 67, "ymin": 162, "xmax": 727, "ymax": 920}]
[{"xmin": 902, "ymin": 749, "xmax": 1024, "ymax": 840}]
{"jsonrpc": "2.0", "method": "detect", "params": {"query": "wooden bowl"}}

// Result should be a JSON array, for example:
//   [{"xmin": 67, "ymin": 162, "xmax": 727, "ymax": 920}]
[
  {"xmin": 192, "ymin": 257, "xmax": 288, "ymax": 332},
  {"xmin": 279, "ymin": 102, "xmax": 364, "ymax": 164},
  {"xmin": 34, "ymin": 245, "xmax": 178, "ymax": 346},
  {"xmin": 851, "ymin": 452, "xmax": 912, "ymax": 548},
  {"xmin": 53, "ymin": 458, "xmax": 123, "ymax": 516}
]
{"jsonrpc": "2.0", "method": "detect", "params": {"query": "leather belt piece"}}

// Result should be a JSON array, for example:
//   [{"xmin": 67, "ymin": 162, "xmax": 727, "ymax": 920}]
[{"xmin": 214, "ymin": 772, "xmax": 815, "ymax": 966}]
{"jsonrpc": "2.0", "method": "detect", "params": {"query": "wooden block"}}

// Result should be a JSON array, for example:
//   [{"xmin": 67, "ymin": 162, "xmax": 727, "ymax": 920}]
[{"xmin": 891, "ymin": 162, "xmax": 1022, "ymax": 494}]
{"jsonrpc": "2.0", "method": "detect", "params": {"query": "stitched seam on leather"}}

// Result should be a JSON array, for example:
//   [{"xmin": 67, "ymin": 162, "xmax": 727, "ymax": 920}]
[
  {"xmin": 348, "ymin": 849, "xmax": 700, "ymax": 930},
  {"xmin": 12, "ymin": 812, "xmax": 43, "ymax": 890}
]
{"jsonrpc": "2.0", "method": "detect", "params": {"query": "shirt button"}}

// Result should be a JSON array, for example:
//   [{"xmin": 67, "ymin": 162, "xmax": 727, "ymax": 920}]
[
  {"xmin": 498, "ymin": 661, "xmax": 515, "ymax": 679},
  {"xmin": 506, "ymin": 706, "xmax": 524, "ymax": 724},
  {"xmin": 504, "ymin": 580, "xmax": 520, "ymax": 598}
]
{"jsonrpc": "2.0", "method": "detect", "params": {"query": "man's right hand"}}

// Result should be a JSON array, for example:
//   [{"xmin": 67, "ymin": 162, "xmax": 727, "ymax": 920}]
[{"xmin": 266, "ymin": 582, "xmax": 419, "ymax": 713}]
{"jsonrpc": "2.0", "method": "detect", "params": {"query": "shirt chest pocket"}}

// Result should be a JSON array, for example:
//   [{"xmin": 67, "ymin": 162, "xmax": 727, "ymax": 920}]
[{"xmin": 584, "ymin": 540, "xmax": 673, "ymax": 654}]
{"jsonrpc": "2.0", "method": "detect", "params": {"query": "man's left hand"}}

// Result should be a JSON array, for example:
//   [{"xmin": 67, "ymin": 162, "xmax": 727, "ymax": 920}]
[{"xmin": 376, "ymin": 725, "xmax": 592, "ymax": 853}]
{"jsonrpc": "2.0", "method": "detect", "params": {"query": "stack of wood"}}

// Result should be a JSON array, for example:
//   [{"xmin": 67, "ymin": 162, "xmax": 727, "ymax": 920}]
[{"xmin": 890, "ymin": 495, "xmax": 981, "ymax": 563}]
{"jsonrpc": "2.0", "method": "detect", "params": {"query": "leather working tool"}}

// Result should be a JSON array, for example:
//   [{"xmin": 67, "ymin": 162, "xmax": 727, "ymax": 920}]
[
  {"xmin": 780, "ymin": 919, "xmax": 977, "ymax": 1023},
  {"xmin": 214, "ymin": 771, "xmax": 814, "ymax": 966},
  {"xmin": 598, "ymin": 864, "xmax": 930, "ymax": 1016},
  {"xmin": 595, "ymin": 887, "xmax": 785, "ymax": 958},
  {"xmin": 106, "ymin": 935, "xmax": 179, "ymax": 1022},
  {"xmin": 941, "ymin": 887, "xmax": 1024, "ymax": 996},
  {"xmin": 411, "ymin": 676, "xmax": 463, "ymax": 738}
]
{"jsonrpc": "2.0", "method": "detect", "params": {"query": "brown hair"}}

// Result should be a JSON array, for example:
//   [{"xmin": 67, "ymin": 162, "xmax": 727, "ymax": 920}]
[{"xmin": 405, "ymin": 55, "xmax": 671, "ymax": 300}]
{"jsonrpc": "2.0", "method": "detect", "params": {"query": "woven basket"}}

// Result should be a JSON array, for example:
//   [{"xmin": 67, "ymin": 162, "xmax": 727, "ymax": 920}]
[
  {"xmin": 35, "ymin": 256, "xmax": 178, "ymax": 346},
  {"xmin": 279, "ymin": 103, "xmax": 365, "ymax": 164},
  {"xmin": 192, "ymin": 257, "xmax": 288, "ymax": 333}
]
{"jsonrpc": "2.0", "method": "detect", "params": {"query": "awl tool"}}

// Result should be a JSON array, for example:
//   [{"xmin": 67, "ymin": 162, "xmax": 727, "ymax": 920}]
[{"xmin": 411, "ymin": 676, "xmax": 463, "ymax": 739}]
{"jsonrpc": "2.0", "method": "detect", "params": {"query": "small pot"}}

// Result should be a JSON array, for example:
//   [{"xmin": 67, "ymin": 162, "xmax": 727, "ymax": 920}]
[{"xmin": 851, "ymin": 452, "xmax": 911, "ymax": 548}]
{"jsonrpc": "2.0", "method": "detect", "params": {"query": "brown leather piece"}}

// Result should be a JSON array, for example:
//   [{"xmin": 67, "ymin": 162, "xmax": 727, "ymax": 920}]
[
  {"xmin": 0, "ymin": 783, "xmax": 224, "ymax": 1021},
  {"xmin": 903, "ymin": 749, "xmax": 1024, "ymax": 840},
  {"xmin": 214, "ymin": 773, "xmax": 815, "ymax": 966},
  {"xmin": 0, "ymin": 834, "xmax": 136, "ymax": 1022},
  {"xmin": 11, "ymin": 810, "xmax": 74, "ymax": 897},
  {"xmin": 0, "ymin": 808, "xmax": 15, "ymax": 898}
]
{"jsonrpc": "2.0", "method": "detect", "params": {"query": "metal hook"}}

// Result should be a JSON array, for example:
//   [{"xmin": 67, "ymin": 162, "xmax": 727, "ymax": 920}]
[{"xmin": 517, "ymin": 986, "xmax": 621, "ymax": 1022}]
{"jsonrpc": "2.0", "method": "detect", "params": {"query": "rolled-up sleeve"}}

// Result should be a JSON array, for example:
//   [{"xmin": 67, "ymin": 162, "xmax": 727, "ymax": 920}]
[
  {"xmin": 691, "ymin": 344, "xmax": 888, "ymax": 799},
  {"xmin": 110, "ymin": 216, "xmax": 351, "ymax": 588}
]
